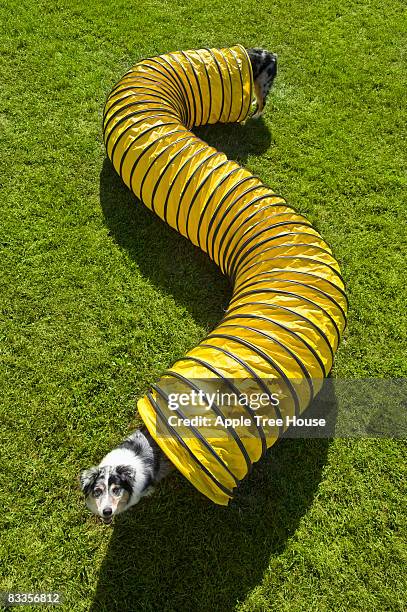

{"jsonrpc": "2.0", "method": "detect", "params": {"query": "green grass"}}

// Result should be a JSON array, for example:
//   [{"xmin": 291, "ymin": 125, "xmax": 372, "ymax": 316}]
[{"xmin": 1, "ymin": 0, "xmax": 406, "ymax": 610}]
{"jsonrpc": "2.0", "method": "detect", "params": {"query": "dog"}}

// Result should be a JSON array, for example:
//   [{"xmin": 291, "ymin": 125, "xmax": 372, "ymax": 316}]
[
  {"xmin": 80, "ymin": 47, "xmax": 277, "ymax": 523},
  {"xmin": 247, "ymin": 47, "xmax": 278, "ymax": 118},
  {"xmin": 80, "ymin": 428, "xmax": 172, "ymax": 524}
]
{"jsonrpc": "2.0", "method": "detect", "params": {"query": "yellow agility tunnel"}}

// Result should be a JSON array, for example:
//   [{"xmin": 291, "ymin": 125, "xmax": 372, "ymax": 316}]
[{"xmin": 103, "ymin": 44, "xmax": 347, "ymax": 505}]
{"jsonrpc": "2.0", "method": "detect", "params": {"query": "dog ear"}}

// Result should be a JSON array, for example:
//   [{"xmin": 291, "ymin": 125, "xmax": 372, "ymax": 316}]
[
  {"xmin": 116, "ymin": 464, "xmax": 136, "ymax": 485},
  {"xmin": 79, "ymin": 466, "xmax": 99, "ymax": 495}
]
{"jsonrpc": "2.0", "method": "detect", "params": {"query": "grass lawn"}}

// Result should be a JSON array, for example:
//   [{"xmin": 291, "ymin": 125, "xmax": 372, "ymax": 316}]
[{"xmin": 1, "ymin": 0, "xmax": 406, "ymax": 610}]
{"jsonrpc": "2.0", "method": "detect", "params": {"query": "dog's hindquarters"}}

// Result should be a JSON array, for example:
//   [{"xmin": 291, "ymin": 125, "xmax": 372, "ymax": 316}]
[{"xmin": 247, "ymin": 47, "xmax": 278, "ymax": 117}]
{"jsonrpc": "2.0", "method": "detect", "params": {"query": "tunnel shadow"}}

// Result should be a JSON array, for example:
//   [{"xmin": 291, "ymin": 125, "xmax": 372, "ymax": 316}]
[
  {"xmin": 90, "ymin": 389, "xmax": 337, "ymax": 612},
  {"xmin": 93, "ymin": 118, "xmax": 337, "ymax": 611},
  {"xmin": 99, "ymin": 117, "xmax": 271, "ymax": 331},
  {"xmin": 194, "ymin": 115, "xmax": 272, "ymax": 164}
]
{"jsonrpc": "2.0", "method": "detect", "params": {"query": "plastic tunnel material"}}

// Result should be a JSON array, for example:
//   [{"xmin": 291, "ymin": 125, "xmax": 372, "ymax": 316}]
[{"xmin": 103, "ymin": 45, "xmax": 347, "ymax": 505}]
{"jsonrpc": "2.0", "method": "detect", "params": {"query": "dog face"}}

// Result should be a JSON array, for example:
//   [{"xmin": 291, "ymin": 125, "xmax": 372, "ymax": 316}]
[
  {"xmin": 247, "ymin": 48, "xmax": 278, "ymax": 118},
  {"xmin": 80, "ymin": 465, "xmax": 138, "ymax": 524}
]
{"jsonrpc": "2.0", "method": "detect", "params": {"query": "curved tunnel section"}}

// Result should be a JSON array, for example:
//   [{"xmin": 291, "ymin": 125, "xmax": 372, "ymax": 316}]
[{"xmin": 103, "ymin": 44, "xmax": 347, "ymax": 505}]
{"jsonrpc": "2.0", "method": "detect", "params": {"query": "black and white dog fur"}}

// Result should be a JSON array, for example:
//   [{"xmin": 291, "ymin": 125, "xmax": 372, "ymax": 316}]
[
  {"xmin": 80, "ymin": 428, "xmax": 172, "ymax": 524},
  {"xmin": 247, "ymin": 47, "xmax": 278, "ymax": 118},
  {"xmin": 80, "ymin": 47, "xmax": 278, "ymax": 523}
]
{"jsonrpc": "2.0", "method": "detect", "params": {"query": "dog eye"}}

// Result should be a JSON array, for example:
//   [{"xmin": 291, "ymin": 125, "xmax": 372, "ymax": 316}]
[
  {"xmin": 93, "ymin": 488, "xmax": 103, "ymax": 498},
  {"xmin": 112, "ymin": 486, "xmax": 122, "ymax": 496}
]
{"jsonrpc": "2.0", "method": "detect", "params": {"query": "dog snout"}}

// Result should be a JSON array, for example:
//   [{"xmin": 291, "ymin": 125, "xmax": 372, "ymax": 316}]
[{"xmin": 102, "ymin": 507, "xmax": 112, "ymax": 517}]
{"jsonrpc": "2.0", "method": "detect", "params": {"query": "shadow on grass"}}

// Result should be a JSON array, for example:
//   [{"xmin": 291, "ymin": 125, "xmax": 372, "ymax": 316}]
[
  {"xmin": 99, "ymin": 117, "xmax": 272, "ymax": 330},
  {"xmin": 90, "ymin": 430, "xmax": 335, "ymax": 612},
  {"xmin": 95, "ymin": 119, "xmax": 336, "ymax": 611}
]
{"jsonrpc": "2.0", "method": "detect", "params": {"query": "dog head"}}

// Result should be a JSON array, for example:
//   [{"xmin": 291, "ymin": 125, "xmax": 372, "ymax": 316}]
[
  {"xmin": 247, "ymin": 48, "xmax": 278, "ymax": 118},
  {"xmin": 79, "ymin": 464, "xmax": 148, "ymax": 524}
]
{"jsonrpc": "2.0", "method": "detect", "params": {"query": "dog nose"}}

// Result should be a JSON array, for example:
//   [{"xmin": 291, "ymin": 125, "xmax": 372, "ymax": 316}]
[{"xmin": 103, "ymin": 507, "xmax": 112, "ymax": 517}]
